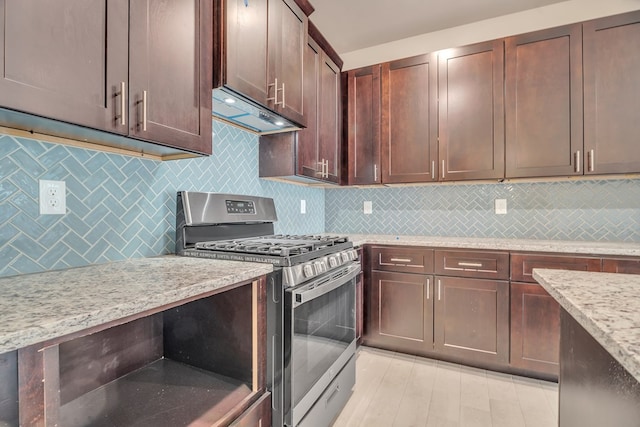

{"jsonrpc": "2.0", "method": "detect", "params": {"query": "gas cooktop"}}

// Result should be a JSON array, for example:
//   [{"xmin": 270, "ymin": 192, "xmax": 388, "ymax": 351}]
[{"xmin": 194, "ymin": 234, "xmax": 349, "ymax": 257}]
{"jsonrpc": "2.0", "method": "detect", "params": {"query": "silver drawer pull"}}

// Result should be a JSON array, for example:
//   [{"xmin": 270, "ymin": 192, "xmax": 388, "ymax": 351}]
[
  {"xmin": 390, "ymin": 258, "xmax": 412, "ymax": 263},
  {"xmin": 457, "ymin": 262, "xmax": 483, "ymax": 268}
]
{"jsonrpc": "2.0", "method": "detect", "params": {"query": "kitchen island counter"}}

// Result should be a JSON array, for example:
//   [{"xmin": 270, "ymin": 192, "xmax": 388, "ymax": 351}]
[
  {"xmin": 533, "ymin": 268, "xmax": 640, "ymax": 383},
  {"xmin": 345, "ymin": 234, "xmax": 640, "ymax": 257},
  {"xmin": 0, "ymin": 256, "xmax": 272, "ymax": 354}
]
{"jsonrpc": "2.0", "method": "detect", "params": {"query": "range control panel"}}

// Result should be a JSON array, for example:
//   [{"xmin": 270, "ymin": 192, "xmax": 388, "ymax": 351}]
[{"xmin": 226, "ymin": 200, "xmax": 256, "ymax": 214}]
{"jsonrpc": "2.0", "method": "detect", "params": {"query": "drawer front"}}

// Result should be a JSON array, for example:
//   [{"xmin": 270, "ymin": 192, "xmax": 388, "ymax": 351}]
[
  {"xmin": 435, "ymin": 250, "xmax": 509, "ymax": 280},
  {"xmin": 602, "ymin": 258, "xmax": 640, "ymax": 275},
  {"xmin": 370, "ymin": 246, "xmax": 434, "ymax": 273},
  {"xmin": 511, "ymin": 253, "xmax": 601, "ymax": 283}
]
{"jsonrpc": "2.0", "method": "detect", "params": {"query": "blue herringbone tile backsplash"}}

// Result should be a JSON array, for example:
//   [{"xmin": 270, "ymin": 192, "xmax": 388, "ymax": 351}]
[
  {"xmin": 0, "ymin": 121, "xmax": 324, "ymax": 277},
  {"xmin": 2, "ymin": 118, "xmax": 640, "ymax": 278},
  {"xmin": 325, "ymin": 180, "xmax": 640, "ymax": 241}
]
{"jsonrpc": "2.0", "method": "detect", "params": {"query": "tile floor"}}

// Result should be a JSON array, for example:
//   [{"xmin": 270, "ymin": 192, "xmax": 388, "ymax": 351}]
[{"xmin": 332, "ymin": 346, "xmax": 558, "ymax": 427}]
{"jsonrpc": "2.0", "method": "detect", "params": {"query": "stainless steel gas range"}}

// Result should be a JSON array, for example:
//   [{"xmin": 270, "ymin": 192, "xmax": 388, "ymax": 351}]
[{"xmin": 176, "ymin": 191, "xmax": 359, "ymax": 427}]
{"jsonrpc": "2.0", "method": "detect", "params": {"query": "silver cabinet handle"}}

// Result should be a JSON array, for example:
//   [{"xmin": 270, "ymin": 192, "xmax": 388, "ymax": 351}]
[
  {"xmin": 442, "ymin": 160, "xmax": 445, "ymax": 179},
  {"xmin": 390, "ymin": 258, "xmax": 412, "ymax": 263},
  {"xmin": 458, "ymin": 262, "xmax": 483, "ymax": 268},
  {"xmin": 426, "ymin": 278, "xmax": 430, "ymax": 300},
  {"xmin": 575, "ymin": 150, "xmax": 581, "ymax": 173},
  {"xmin": 432, "ymin": 160, "xmax": 435, "ymax": 180},
  {"xmin": 325, "ymin": 160, "xmax": 330, "ymax": 178},
  {"xmin": 374, "ymin": 164, "xmax": 378, "ymax": 182},
  {"xmin": 142, "ymin": 90, "xmax": 147, "ymax": 131},
  {"xmin": 589, "ymin": 149, "xmax": 595, "ymax": 172},
  {"xmin": 438, "ymin": 279, "xmax": 441, "ymax": 301},
  {"xmin": 267, "ymin": 78, "xmax": 279, "ymax": 105},
  {"xmin": 281, "ymin": 82, "xmax": 286, "ymax": 108},
  {"xmin": 120, "ymin": 82, "xmax": 126, "ymax": 126}
]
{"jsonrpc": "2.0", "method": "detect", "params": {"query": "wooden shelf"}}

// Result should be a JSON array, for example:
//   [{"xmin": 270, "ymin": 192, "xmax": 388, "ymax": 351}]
[{"xmin": 60, "ymin": 358, "xmax": 252, "ymax": 427}]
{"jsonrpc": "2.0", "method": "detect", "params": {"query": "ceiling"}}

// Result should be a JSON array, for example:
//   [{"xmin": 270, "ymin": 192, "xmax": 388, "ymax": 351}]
[{"xmin": 310, "ymin": 0, "xmax": 569, "ymax": 54}]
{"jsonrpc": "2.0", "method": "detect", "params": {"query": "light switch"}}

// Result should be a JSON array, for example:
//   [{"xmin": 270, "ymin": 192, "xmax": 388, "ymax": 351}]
[{"xmin": 300, "ymin": 199, "xmax": 306, "ymax": 214}]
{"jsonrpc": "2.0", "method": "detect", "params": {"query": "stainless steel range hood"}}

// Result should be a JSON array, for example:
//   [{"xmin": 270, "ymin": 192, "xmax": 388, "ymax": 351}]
[{"xmin": 212, "ymin": 88, "xmax": 301, "ymax": 134}]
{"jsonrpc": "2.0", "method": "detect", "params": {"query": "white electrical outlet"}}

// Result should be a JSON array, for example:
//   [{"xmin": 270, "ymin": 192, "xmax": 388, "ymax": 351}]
[
  {"xmin": 300, "ymin": 199, "xmax": 306, "ymax": 214},
  {"xmin": 39, "ymin": 180, "xmax": 66, "ymax": 215},
  {"xmin": 363, "ymin": 201, "xmax": 373, "ymax": 215},
  {"xmin": 495, "ymin": 198, "xmax": 507, "ymax": 215}
]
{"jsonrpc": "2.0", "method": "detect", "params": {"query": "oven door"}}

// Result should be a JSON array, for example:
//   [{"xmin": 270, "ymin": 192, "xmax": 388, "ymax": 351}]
[{"xmin": 284, "ymin": 262, "xmax": 359, "ymax": 426}]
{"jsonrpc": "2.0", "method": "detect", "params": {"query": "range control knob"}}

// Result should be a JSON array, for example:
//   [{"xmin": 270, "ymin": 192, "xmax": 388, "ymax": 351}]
[
  {"xmin": 341, "ymin": 252, "xmax": 350, "ymax": 263},
  {"xmin": 303, "ymin": 264, "xmax": 314, "ymax": 278},
  {"xmin": 350, "ymin": 250, "xmax": 359, "ymax": 261},
  {"xmin": 314, "ymin": 261, "xmax": 327, "ymax": 274},
  {"xmin": 328, "ymin": 256, "xmax": 338, "ymax": 268}
]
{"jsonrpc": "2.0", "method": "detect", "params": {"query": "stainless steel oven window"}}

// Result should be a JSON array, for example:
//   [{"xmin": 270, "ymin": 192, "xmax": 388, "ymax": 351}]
[{"xmin": 284, "ymin": 263, "xmax": 359, "ymax": 426}]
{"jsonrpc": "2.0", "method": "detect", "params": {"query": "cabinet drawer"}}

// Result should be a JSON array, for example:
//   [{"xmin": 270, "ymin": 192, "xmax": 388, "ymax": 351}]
[
  {"xmin": 511, "ymin": 253, "xmax": 601, "ymax": 283},
  {"xmin": 435, "ymin": 250, "xmax": 509, "ymax": 280},
  {"xmin": 370, "ymin": 246, "xmax": 434, "ymax": 273},
  {"xmin": 602, "ymin": 258, "xmax": 640, "ymax": 275}
]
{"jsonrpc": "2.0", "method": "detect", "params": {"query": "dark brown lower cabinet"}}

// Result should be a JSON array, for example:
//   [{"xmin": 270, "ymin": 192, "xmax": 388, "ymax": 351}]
[
  {"xmin": 16, "ymin": 279, "xmax": 267, "ymax": 427},
  {"xmin": 434, "ymin": 276, "xmax": 509, "ymax": 366},
  {"xmin": 364, "ymin": 271, "xmax": 433, "ymax": 355},
  {"xmin": 510, "ymin": 282, "xmax": 559, "ymax": 378},
  {"xmin": 559, "ymin": 308, "xmax": 640, "ymax": 426}
]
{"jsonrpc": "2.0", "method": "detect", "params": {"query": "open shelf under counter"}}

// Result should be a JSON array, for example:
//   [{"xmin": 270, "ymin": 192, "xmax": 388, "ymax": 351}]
[
  {"xmin": 18, "ymin": 277, "xmax": 268, "ymax": 427},
  {"xmin": 60, "ymin": 358, "xmax": 253, "ymax": 427}
]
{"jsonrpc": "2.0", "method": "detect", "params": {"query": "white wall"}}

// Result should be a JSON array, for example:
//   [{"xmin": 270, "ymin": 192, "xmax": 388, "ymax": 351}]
[{"xmin": 342, "ymin": 0, "xmax": 640, "ymax": 70}]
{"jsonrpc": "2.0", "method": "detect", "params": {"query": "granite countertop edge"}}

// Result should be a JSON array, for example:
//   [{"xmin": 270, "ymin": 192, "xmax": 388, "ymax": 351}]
[
  {"xmin": 341, "ymin": 234, "xmax": 640, "ymax": 256},
  {"xmin": 0, "ymin": 256, "xmax": 273, "ymax": 354},
  {"xmin": 533, "ymin": 268, "xmax": 640, "ymax": 383}
]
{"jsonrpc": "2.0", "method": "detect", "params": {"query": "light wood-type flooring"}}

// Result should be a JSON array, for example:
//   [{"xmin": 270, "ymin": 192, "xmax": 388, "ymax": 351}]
[{"xmin": 332, "ymin": 346, "xmax": 558, "ymax": 427}]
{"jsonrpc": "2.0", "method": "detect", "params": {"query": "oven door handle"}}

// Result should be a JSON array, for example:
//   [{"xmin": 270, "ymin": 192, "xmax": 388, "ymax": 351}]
[{"xmin": 291, "ymin": 263, "xmax": 360, "ymax": 306}]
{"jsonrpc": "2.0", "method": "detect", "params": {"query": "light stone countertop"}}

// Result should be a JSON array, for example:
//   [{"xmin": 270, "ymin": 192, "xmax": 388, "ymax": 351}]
[
  {"xmin": 533, "ymin": 268, "xmax": 640, "ymax": 383},
  {"xmin": 0, "ymin": 256, "xmax": 272, "ymax": 354},
  {"xmin": 343, "ymin": 234, "xmax": 640, "ymax": 257}
]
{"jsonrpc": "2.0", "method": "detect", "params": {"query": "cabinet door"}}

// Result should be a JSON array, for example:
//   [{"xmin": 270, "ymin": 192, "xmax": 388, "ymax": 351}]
[
  {"xmin": 222, "ymin": 0, "xmax": 269, "ymax": 105},
  {"xmin": 345, "ymin": 66, "xmax": 381, "ymax": 185},
  {"xmin": 0, "ymin": 0, "xmax": 128, "ymax": 134},
  {"xmin": 584, "ymin": 11, "xmax": 640, "ymax": 175},
  {"xmin": 505, "ymin": 25, "xmax": 583, "ymax": 178},
  {"xmin": 439, "ymin": 40, "xmax": 505, "ymax": 181},
  {"xmin": 381, "ymin": 54, "xmax": 438, "ymax": 183},
  {"xmin": 434, "ymin": 276, "xmax": 509, "ymax": 365},
  {"xmin": 318, "ymin": 53, "xmax": 341, "ymax": 183},
  {"xmin": 298, "ymin": 38, "xmax": 321, "ymax": 179},
  {"xmin": 510, "ymin": 282, "xmax": 559, "ymax": 377},
  {"xmin": 365, "ymin": 271, "xmax": 433, "ymax": 355},
  {"xmin": 129, "ymin": 0, "xmax": 212, "ymax": 155},
  {"xmin": 268, "ymin": 0, "xmax": 307, "ymax": 126}
]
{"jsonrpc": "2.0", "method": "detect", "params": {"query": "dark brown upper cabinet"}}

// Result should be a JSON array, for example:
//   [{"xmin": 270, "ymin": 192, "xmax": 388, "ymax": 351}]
[
  {"xmin": 258, "ymin": 21, "xmax": 342, "ymax": 184},
  {"xmin": 583, "ymin": 10, "xmax": 640, "ymax": 175},
  {"xmin": 129, "ymin": 0, "xmax": 213, "ymax": 154},
  {"xmin": 0, "ymin": 0, "xmax": 128, "ymax": 135},
  {"xmin": 217, "ymin": 0, "xmax": 307, "ymax": 126},
  {"xmin": 381, "ymin": 54, "xmax": 438, "ymax": 183},
  {"xmin": 0, "ymin": 0, "xmax": 212, "ymax": 156},
  {"xmin": 505, "ymin": 24, "xmax": 583, "ymax": 178},
  {"xmin": 344, "ymin": 65, "xmax": 382, "ymax": 185},
  {"xmin": 299, "ymin": 27, "xmax": 342, "ymax": 183},
  {"xmin": 438, "ymin": 40, "xmax": 505, "ymax": 181}
]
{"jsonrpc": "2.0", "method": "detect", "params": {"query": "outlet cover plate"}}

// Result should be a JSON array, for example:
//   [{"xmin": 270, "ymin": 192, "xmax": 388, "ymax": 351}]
[
  {"xmin": 364, "ymin": 201, "xmax": 373, "ymax": 215},
  {"xmin": 495, "ymin": 198, "xmax": 507, "ymax": 215},
  {"xmin": 39, "ymin": 180, "xmax": 66, "ymax": 215}
]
